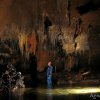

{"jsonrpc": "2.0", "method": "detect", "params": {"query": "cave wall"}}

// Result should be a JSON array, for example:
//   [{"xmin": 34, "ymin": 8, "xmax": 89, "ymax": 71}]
[{"xmin": 0, "ymin": 0, "xmax": 100, "ymax": 72}]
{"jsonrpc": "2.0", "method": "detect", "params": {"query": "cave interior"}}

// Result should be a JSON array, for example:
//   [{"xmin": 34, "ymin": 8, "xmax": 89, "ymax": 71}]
[{"xmin": 0, "ymin": 0, "xmax": 100, "ymax": 87}]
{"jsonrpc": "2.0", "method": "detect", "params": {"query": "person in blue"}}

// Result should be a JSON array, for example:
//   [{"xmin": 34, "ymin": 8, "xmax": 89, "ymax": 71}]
[{"xmin": 47, "ymin": 61, "xmax": 53, "ymax": 87}]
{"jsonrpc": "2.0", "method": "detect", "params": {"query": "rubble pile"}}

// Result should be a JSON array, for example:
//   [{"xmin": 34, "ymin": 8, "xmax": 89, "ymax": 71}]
[{"xmin": 0, "ymin": 63, "xmax": 25, "ymax": 93}]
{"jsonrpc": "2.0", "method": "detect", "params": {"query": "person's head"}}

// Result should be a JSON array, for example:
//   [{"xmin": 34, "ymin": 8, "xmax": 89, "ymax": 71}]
[{"xmin": 48, "ymin": 61, "xmax": 51, "ymax": 66}]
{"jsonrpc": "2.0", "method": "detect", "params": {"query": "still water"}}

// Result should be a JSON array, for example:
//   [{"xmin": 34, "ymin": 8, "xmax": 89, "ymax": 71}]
[{"xmin": 0, "ymin": 86, "xmax": 100, "ymax": 100}]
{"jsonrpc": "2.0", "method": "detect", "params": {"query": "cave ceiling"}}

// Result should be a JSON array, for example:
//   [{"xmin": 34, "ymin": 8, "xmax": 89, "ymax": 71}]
[{"xmin": 0, "ymin": 0, "xmax": 99, "ymax": 32}]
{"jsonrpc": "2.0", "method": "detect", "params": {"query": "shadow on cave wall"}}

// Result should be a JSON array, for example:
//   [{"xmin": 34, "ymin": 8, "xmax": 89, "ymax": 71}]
[
  {"xmin": 76, "ymin": 0, "xmax": 100, "ymax": 15},
  {"xmin": 90, "ymin": 54, "xmax": 100, "ymax": 73}
]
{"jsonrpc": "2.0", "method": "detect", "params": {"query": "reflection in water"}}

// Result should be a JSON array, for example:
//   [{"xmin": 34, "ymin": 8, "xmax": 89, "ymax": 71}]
[
  {"xmin": 36, "ymin": 86, "xmax": 100, "ymax": 95},
  {"xmin": 11, "ymin": 88, "xmax": 25, "ymax": 100},
  {"xmin": 0, "ymin": 86, "xmax": 100, "ymax": 100},
  {"xmin": 47, "ymin": 84, "xmax": 53, "ymax": 100},
  {"xmin": 47, "ymin": 88, "xmax": 53, "ymax": 100}
]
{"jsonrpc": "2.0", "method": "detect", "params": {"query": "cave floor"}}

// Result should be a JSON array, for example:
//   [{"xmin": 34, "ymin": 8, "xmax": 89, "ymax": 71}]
[{"xmin": 0, "ymin": 85, "xmax": 100, "ymax": 100}]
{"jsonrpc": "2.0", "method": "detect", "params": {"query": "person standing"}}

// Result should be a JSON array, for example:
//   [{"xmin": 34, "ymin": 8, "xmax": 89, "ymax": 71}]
[{"xmin": 47, "ymin": 61, "xmax": 53, "ymax": 87}]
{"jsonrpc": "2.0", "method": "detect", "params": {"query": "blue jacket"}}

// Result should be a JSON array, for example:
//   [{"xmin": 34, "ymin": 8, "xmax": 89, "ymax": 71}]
[{"xmin": 47, "ymin": 66, "xmax": 53, "ymax": 77}]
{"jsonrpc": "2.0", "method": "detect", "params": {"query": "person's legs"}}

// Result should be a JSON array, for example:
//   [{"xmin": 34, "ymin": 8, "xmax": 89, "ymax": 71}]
[{"xmin": 47, "ymin": 76, "xmax": 52, "ymax": 85}]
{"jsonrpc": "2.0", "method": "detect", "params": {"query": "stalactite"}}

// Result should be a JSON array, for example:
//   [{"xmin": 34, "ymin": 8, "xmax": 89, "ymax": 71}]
[
  {"xmin": 18, "ymin": 33, "xmax": 29, "ymax": 57},
  {"xmin": 28, "ymin": 32, "xmax": 37, "ymax": 55},
  {"xmin": 67, "ymin": 0, "xmax": 71, "ymax": 26},
  {"xmin": 49, "ymin": 25, "xmax": 58, "ymax": 48},
  {"xmin": 56, "ymin": 0, "xmax": 62, "ymax": 33},
  {"xmin": 75, "ymin": 32, "xmax": 90, "ymax": 54},
  {"xmin": 62, "ymin": 27, "xmax": 75, "ymax": 54}
]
